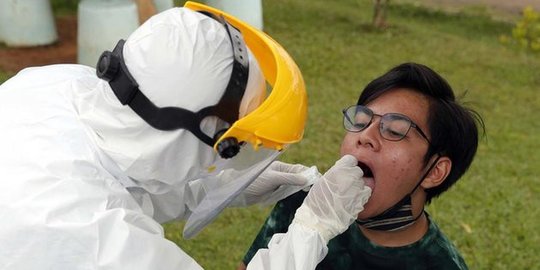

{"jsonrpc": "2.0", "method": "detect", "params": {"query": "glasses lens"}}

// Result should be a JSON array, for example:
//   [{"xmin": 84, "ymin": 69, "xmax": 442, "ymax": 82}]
[
  {"xmin": 343, "ymin": 106, "xmax": 372, "ymax": 132},
  {"xmin": 380, "ymin": 114, "xmax": 412, "ymax": 141}
]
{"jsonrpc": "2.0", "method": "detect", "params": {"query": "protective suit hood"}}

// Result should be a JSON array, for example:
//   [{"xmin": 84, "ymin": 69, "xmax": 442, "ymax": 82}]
[{"xmin": 74, "ymin": 8, "xmax": 265, "ymax": 196}]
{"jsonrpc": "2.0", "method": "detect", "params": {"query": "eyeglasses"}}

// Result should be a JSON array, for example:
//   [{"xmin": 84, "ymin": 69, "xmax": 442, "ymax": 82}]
[{"xmin": 342, "ymin": 105, "xmax": 431, "ymax": 144}]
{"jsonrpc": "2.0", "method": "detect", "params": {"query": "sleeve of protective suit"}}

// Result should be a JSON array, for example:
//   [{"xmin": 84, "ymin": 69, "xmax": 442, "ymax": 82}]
[
  {"xmin": 245, "ymin": 155, "xmax": 372, "ymax": 270},
  {"xmin": 86, "ymin": 208, "xmax": 206, "ymax": 270},
  {"xmin": 246, "ymin": 223, "xmax": 327, "ymax": 270},
  {"xmin": 183, "ymin": 178, "xmax": 209, "ymax": 215}
]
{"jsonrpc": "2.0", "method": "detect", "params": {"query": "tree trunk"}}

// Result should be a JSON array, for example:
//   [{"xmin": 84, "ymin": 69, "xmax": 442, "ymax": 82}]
[
  {"xmin": 135, "ymin": 0, "xmax": 157, "ymax": 24},
  {"xmin": 372, "ymin": 0, "xmax": 389, "ymax": 29}
]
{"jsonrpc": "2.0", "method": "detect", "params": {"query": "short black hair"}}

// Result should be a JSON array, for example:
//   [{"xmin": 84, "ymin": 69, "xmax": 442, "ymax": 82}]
[{"xmin": 357, "ymin": 62, "xmax": 484, "ymax": 203}]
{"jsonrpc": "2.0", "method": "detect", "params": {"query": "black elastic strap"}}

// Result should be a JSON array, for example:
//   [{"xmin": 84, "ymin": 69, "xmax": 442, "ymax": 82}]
[{"xmin": 97, "ymin": 12, "xmax": 249, "ymax": 149}]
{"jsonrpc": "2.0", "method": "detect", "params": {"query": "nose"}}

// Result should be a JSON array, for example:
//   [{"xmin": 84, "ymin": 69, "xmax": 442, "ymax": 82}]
[{"xmin": 353, "ymin": 118, "xmax": 381, "ymax": 151}]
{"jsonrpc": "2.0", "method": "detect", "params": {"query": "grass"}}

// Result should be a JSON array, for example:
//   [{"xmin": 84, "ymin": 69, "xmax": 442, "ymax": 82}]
[
  {"xmin": 50, "ymin": 0, "xmax": 78, "ymax": 16},
  {"xmin": 165, "ymin": 1, "xmax": 540, "ymax": 269},
  {"xmin": 0, "ymin": 72, "xmax": 12, "ymax": 84},
  {"xmin": 2, "ymin": 1, "xmax": 539, "ymax": 269}
]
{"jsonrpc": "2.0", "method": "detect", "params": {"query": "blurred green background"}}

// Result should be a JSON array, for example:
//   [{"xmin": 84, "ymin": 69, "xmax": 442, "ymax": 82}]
[{"xmin": 1, "ymin": 0, "xmax": 539, "ymax": 269}]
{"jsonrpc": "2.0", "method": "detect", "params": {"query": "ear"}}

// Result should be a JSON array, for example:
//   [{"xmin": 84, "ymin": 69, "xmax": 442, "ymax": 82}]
[{"xmin": 420, "ymin": 156, "xmax": 452, "ymax": 189}]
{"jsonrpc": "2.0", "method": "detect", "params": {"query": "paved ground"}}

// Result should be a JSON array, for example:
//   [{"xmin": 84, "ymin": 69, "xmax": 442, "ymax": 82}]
[{"xmin": 1, "ymin": 1, "xmax": 538, "ymax": 74}]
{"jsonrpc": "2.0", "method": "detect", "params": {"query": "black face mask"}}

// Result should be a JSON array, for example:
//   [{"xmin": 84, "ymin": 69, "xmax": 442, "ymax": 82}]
[
  {"xmin": 356, "ymin": 155, "xmax": 440, "ymax": 231},
  {"xmin": 355, "ymin": 195, "xmax": 419, "ymax": 231}
]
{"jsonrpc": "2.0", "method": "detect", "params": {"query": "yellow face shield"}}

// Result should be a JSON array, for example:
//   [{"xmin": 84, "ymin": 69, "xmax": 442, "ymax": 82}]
[
  {"xmin": 184, "ymin": 1, "xmax": 307, "ymax": 154},
  {"xmin": 182, "ymin": 2, "xmax": 307, "ymax": 239}
]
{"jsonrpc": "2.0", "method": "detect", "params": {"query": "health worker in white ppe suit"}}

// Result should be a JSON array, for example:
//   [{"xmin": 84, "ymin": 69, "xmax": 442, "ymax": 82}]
[{"xmin": 0, "ymin": 2, "xmax": 371, "ymax": 269}]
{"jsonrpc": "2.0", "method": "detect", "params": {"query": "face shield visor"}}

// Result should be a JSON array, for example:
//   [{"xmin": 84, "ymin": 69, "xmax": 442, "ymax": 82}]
[
  {"xmin": 95, "ymin": 2, "xmax": 307, "ymax": 238},
  {"xmin": 182, "ymin": 1, "xmax": 307, "ymax": 238}
]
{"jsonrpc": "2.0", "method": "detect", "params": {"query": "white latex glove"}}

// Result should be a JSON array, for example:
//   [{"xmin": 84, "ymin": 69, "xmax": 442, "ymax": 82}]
[
  {"xmin": 232, "ymin": 161, "xmax": 321, "ymax": 206},
  {"xmin": 291, "ymin": 155, "xmax": 372, "ymax": 243}
]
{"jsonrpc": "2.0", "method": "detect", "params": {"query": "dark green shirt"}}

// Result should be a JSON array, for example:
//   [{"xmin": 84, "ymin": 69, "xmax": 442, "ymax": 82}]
[{"xmin": 243, "ymin": 191, "xmax": 468, "ymax": 270}]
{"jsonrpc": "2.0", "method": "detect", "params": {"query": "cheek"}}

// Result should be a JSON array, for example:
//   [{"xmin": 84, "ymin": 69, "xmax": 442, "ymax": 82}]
[
  {"xmin": 365, "ymin": 154, "xmax": 414, "ymax": 207},
  {"xmin": 339, "ymin": 134, "xmax": 353, "ymax": 156},
  {"xmin": 339, "ymin": 141, "xmax": 347, "ymax": 156},
  {"xmin": 388, "ymin": 152, "xmax": 418, "ymax": 184}
]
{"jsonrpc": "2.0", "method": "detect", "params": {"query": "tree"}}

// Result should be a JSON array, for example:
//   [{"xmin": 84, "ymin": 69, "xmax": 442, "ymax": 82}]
[
  {"xmin": 372, "ymin": 0, "xmax": 390, "ymax": 29},
  {"xmin": 136, "ymin": 0, "xmax": 158, "ymax": 24}
]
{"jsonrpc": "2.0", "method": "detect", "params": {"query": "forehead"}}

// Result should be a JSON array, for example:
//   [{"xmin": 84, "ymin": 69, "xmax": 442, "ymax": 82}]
[{"xmin": 365, "ymin": 88, "xmax": 430, "ymax": 128}]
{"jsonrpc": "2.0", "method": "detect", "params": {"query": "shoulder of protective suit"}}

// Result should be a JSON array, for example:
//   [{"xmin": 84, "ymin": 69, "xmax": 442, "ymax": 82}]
[{"xmin": 2, "ymin": 64, "xmax": 96, "ymax": 90}]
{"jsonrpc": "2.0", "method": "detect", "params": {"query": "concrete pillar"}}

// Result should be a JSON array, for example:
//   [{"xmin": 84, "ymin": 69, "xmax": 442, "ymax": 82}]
[
  {"xmin": 0, "ymin": 0, "xmax": 58, "ymax": 47},
  {"xmin": 77, "ymin": 0, "xmax": 139, "ymax": 67},
  {"xmin": 153, "ymin": 0, "xmax": 174, "ymax": 12},
  {"xmin": 204, "ymin": 0, "xmax": 263, "ymax": 30}
]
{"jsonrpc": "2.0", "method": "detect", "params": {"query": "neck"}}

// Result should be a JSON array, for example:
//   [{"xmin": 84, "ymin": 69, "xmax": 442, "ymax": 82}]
[{"xmin": 359, "ymin": 189, "xmax": 429, "ymax": 247}]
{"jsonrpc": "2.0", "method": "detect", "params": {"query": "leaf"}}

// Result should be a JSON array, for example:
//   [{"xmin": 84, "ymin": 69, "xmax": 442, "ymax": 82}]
[{"xmin": 460, "ymin": 222, "xmax": 473, "ymax": 234}]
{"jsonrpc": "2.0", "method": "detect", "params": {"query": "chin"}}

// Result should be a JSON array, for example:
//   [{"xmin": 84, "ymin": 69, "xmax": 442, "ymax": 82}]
[{"xmin": 357, "ymin": 203, "xmax": 376, "ymax": 220}]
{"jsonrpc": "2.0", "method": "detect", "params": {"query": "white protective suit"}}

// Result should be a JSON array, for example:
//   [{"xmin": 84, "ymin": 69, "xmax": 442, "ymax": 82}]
[{"xmin": 0, "ymin": 7, "xmax": 371, "ymax": 270}]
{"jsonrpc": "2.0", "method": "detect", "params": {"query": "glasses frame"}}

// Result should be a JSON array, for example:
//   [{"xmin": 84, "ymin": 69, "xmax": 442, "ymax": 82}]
[{"xmin": 342, "ymin": 105, "xmax": 432, "ymax": 145}]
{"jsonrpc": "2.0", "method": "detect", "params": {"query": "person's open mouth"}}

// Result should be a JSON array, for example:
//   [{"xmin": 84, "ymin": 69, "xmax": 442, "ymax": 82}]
[
  {"xmin": 357, "ymin": 161, "xmax": 372, "ymax": 177},
  {"xmin": 357, "ymin": 161, "xmax": 375, "ymax": 189}
]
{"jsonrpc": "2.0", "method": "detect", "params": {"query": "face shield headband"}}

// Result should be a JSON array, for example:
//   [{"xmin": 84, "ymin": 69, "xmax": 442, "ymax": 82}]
[
  {"xmin": 178, "ymin": 1, "xmax": 309, "ymax": 238},
  {"xmin": 96, "ymin": 13, "xmax": 249, "ymax": 159}
]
